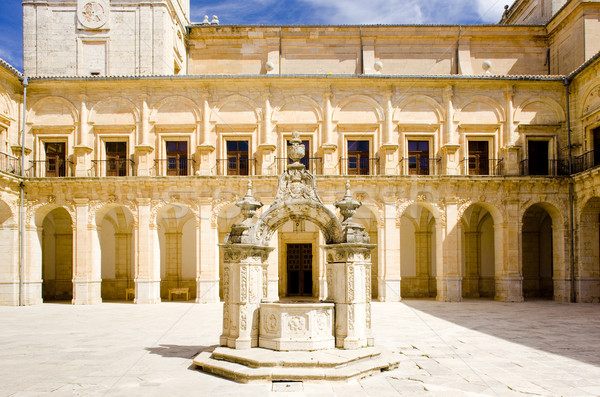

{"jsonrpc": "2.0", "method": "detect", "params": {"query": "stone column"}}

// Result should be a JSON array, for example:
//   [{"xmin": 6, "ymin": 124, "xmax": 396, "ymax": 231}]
[
  {"xmin": 73, "ymin": 94, "xmax": 94, "ymax": 177},
  {"xmin": 495, "ymin": 200, "xmax": 523, "ymax": 302},
  {"xmin": 462, "ymin": 231, "xmax": 480, "ymax": 298},
  {"xmin": 220, "ymin": 245, "xmax": 272, "ymax": 349},
  {"xmin": 437, "ymin": 200, "xmax": 462, "ymax": 301},
  {"xmin": 325, "ymin": 244, "xmax": 374, "ymax": 349},
  {"xmin": 196, "ymin": 91, "xmax": 215, "ymax": 176},
  {"xmin": 381, "ymin": 90, "xmax": 399, "ymax": 175},
  {"xmin": 135, "ymin": 199, "xmax": 161, "ymax": 303},
  {"xmin": 22, "ymin": 206, "xmax": 43, "ymax": 304},
  {"xmin": 0, "ymin": 222, "xmax": 19, "ymax": 305},
  {"xmin": 196, "ymin": 202, "xmax": 220, "ymax": 303},
  {"xmin": 258, "ymin": 91, "xmax": 276, "ymax": 176},
  {"xmin": 72, "ymin": 199, "xmax": 102, "ymax": 304},
  {"xmin": 441, "ymin": 85, "xmax": 461, "ymax": 175},
  {"xmin": 379, "ymin": 203, "xmax": 401, "ymax": 301},
  {"xmin": 321, "ymin": 89, "xmax": 338, "ymax": 175},
  {"xmin": 135, "ymin": 95, "xmax": 154, "ymax": 176}
]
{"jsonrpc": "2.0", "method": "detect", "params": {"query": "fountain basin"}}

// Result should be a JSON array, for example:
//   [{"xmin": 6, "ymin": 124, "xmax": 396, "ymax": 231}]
[{"xmin": 258, "ymin": 302, "xmax": 335, "ymax": 351}]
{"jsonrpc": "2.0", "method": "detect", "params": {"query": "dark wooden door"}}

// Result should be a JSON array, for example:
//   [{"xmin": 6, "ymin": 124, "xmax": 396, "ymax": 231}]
[
  {"xmin": 528, "ymin": 140, "xmax": 549, "ymax": 175},
  {"xmin": 45, "ymin": 142, "xmax": 66, "ymax": 177},
  {"xmin": 106, "ymin": 141, "xmax": 127, "ymax": 176},
  {"xmin": 166, "ymin": 141, "xmax": 188, "ymax": 176},
  {"xmin": 593, "ymin": 127, "xmax": 600, "ymax": 167},
  {"xmin": 287, "ymin": 243, "xmax": 312, "ymax": 296},
  {"xmin": 468, "ymin": 141, "xmax": 489, "ymax": 175}
]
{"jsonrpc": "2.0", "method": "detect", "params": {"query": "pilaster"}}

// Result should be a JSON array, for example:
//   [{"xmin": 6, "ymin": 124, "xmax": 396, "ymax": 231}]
[
  {"xmin": 134, "ymin": 199, "xmax": 160, "ymax": 304},
  {"xmin": 437, "ymin": 200, "xmax": 462, "ymax": 301},
  {"xmin": 196, "ymin": 202, "xmax": 220, "ymax": 303},
  {"xmin": 72, "ymin": 198, "xmax": 101, "ymax": 304}
]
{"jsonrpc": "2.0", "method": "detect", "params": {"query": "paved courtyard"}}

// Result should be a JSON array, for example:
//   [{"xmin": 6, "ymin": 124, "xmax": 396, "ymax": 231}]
[{"xmin": 1, "ymin": 300, "xmax": 599, "ymax": 396}]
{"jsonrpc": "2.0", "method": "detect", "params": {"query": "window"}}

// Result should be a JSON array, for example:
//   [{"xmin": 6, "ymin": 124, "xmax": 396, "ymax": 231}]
[
  {"xmin": 593, "ymin": 127, "xmax": 600, "ymax": 167},
  {"xmin": 287, "ymin": 139, "xmax": 310, "ymax": 170},
  {"xmin": 408, "ymin": 140, "xmax": 430, "ymax": 175},
  {"xmin": 347, "ymin": 140, "xmax": 370, "ymax": 175},
  {"xmin": 45, "ymin": 142, "xmax": 66, "ymax": 177},
  {"xmin": 468, "ymin": 141, "xmax": 489, "ymax": 175},
  {"xmin": 166, "ymin": 141, "xmax": 188, "ymax": 176},
  {"xmin": 528, "ymin": 140, "xmax": 549, "ymax": 175},
  {"xmin": 227, "ymin": 140, "xmax": 249, "ymax": 175},
  {"xmin": 105, "ymin": 142, "xmax": 127, "ymax": 176}
]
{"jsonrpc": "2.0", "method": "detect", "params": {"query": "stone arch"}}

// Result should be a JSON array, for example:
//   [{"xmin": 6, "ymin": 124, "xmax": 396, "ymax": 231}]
[
  {"xmin": 521, "ymin": 202, "xmax": 565, "ymax": 300},
  {"xmin": 151, "ymin": 96, "xmax": 201, "ymax": 126},
  {"xmin": 333, "ymin": 95, "xmax": 383, "ymax": 124},
  {"xmin": 211, "ymin": 95, "xmax": 260, "ymax": 125},
  {"xmin": 156, "ymin": 203, "xmax": 197, "ymax": 300},
  {"xmin": 28, "ymin": 96, "xmax": 78, "ymax": 127},
  {"xmin": 273, "ymin": 95, "xmax": 322, "ymax": 124},
  {"xmin": 89, "ymin": 97, "xmax": 139, "ymax": 127},
  {"xmin": 577, "ymin": 196, "xmax": 600, "ymax": 302},
  {"xmin": 581, "ymin": 83, "xmax": 600, "ymax": 116},
  {"xmin": 514, "ymin": 97, "xmax": 565, "ymax": 125},
  {"xmin": 393, "ymin": 95, "xmax": 444, "ymax": 124},
  {"xmin": 0, "ymin": 198, "xmax": 15, "ymax": 226},
  {"xmin": 96, "ymin": 205, "xmax": 135, "ymax": 301},
  {"xmin": 0, "ymin": 91, "xmax": 15, "ymax": 121},
  {"xmin": 399, "ymin": 203, "xmax": 438, "ymax": 298},
  {"xmin": 460, "ymin": 203, "xmax": 497, "ymax": 298},
  {"xmin": 41, "ymin": 207, "xmax": 74, "ymax": 301},
  {"xmin": 253, "ymin": 200, "xmax": 344, "ymax": 246},
  {"xmin": 455, "ymin": 96, "xmax": 504, "ymax": 125}
]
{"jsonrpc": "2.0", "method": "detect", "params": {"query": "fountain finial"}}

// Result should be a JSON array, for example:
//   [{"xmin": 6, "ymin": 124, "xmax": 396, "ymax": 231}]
[{"xmin": 287, "ymin": 131, "xmax": 305, "ymax": 170}]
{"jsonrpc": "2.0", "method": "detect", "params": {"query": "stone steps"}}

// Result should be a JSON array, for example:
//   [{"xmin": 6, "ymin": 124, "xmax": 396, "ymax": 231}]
[{"xmin": 193, "ymin": 346, "xmax": 400, "ymax": 383}]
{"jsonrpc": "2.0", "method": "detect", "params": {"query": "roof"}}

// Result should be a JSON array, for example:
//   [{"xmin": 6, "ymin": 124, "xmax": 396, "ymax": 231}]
[
  {"xmin": 0, "ymin": 59, "xmax": 23, "ymax": 78},
  {"xmin": 27, "ymin": 73, "xmax": 565, "ymax": 82}
]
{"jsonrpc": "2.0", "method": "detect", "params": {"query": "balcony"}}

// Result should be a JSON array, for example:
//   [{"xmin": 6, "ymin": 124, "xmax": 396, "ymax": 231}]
[
  {"xmin": 399, "ymin": 157, "xmax": 441, "ymax": 175},
  {"xmin": 573, "ymin": 150, "xmax": 600, "ymax": 174},
  {"xmin": 274, "ymin": 157, "xmax": 323, "ymax": 175},
  {"xmin": 460, "ymin": 158, "xmax": 505, "ymax": 176},
  {"xmin": 91, "ymin": 159, "xmax": 135, "ymax": 177},
  {"xmin": 28, "ymin": 159, "xmax": 73, "ymax": 177},
  {"xmin": 339, "ymin": 157, "xmax": 380, "ymax": 176},
  {"xmin": 215, "ymin": 158, "xmax": 257, "ymax": 176},
  {"xmin": 0, "ymin": 152, "xmax": 21, "ymax": 175},
  {"xmin": 519, "ymin": 159, "xmax": 569, "ymax": 176},
  {"xmin": 154, "ymin": 158, "xmax": 195, "ymax": 176}
]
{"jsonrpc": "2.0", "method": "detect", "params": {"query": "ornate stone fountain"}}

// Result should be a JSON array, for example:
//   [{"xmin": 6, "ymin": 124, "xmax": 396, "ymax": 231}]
[{"xmin": 194, "ymin": 132, "xmax": 399, "ymax": 382}]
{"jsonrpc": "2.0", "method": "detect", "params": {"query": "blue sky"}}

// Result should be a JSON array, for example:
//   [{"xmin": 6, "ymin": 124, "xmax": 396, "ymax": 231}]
[{"xmin": 0, "ymin": 0, "xmax": 506, "ymax": 72}]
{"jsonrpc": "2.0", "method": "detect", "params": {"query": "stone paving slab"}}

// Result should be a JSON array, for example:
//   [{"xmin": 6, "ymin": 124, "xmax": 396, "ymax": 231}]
[{"xmin": 0, "ymin": 300, "xmax": 599, "ymax": 396}]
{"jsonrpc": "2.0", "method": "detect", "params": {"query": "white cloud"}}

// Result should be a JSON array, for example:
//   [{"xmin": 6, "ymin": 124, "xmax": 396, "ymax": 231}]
[
  {"xmin": 298, "ymin": 0, "xmax": 424, "ymax": 25},
  {"xmin": 475, "ymin": 0, "xmax": 507, "ymax": 23}
]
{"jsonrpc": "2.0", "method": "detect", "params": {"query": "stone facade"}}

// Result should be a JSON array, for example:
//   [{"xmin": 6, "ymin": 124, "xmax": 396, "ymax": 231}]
[{"xmin": 1, "ymin": 0, "xmax": 600, "ymax": 306}]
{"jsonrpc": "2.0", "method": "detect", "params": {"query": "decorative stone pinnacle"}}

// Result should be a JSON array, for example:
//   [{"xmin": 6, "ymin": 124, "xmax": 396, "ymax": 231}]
[
  {"xmin": 334, "ymin": 180, "xmax": 362, "ymax": 224},
  {"xmin": 236, "ymin": 180, "xmax": 263, "ymax": 221},
  {"xmin": 287, "ymin": 131, "xmax": 305, "ymax": 170}
]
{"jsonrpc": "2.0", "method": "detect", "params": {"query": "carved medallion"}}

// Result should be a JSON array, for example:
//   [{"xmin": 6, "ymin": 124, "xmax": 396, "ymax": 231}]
[
  {"xmin": 78, "ymin": 0, "xmax": 109, "ymax": 29},
  {"xmin": 288, "ymin": 316, "xmax": 305, "ymax": 332}
]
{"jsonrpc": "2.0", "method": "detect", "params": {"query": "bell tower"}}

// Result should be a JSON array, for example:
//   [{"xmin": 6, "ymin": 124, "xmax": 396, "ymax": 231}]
[{"xmin": 23, "ymin": 0, "xmax": 190, "ymax": 77}]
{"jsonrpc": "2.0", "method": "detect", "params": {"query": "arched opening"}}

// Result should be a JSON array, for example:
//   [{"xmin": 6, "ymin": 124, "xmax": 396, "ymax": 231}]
[
  {"xmin": 461, "ymin": 204, "xmax": 495, "ymax": 298},
  {"xmin": 98, "ymin": 206, "xmax": 134, "ymax": 301},
  {"xmin": 578, "ymin": 197, "xmax": 600, "ymax": 302},
  {"xmin": 0, "ymin": 200, "xmax": 17, "ymax": 305},
  {"xmin": 400, "ymin": 205, "xmax": 437, "ymax": 298},
  {"xmin": 42, "ymin": 208, "xmax": 73, "ymax": 301},
  {"xmin": 522, "ymin": 204, "xmax": 554, "ymax": 299},
  {"xmin": 157, "ymin": 204, "xmax": 197, "ymax": 301},
  {"xmin": 276, "ymin": 219, "xmax": 322, "ymax": 298}
]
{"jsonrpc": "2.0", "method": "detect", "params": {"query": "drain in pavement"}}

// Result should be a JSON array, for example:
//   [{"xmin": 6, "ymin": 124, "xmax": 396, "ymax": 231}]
[{"xmin": 272, "ymin": 381, "xmax": 303, "ymax": 392}]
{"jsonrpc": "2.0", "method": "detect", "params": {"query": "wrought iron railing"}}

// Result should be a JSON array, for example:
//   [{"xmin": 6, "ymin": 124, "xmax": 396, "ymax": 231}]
[
  {"xmin": 91, "ymin": 158, "xmax": 135, "ymax": 177},
  {"xmin": 460, "ymin": 158, "xmax": 504, "ymax": 176},
  {"xmin": 215, "ymin": 158, "xmax": 257, "ymax": 176},
  {"xmin": 274, "ymin": 157, "xmax": 323, "ymax": 174},
  {"xmin": 399, "ymin": 157, "xmax": 441, "ymax": 175},
  {"xmin": 0, "ymin": 152, "xmax": 21, "ymax": 175},
  {"xmin": 28, "ymin": 159, "xmax": 73, "ymax": 177},
  {"xmin": 339, "ymin": 157, "xmax": 380, "ymax": 176},
  {"xmin": 154, "ymin": 158, "xmax": 195, "ymax": 176},
  {"xmin": 573, "ymin": 150, "xmax": 600, "ymax": 174},
  {"xmin": 519, "ymin": 159, "xmax": 569, "ymax": 176}
]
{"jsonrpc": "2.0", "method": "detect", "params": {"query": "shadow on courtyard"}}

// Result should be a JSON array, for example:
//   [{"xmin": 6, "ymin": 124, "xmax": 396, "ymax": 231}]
[
  {"xmin": 145, "ymin": 344, "xmax": 217, "ymax": 359},
  {"xmin": 399, "ymin": 299, "xmax": 600, "ymax": 367}
]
